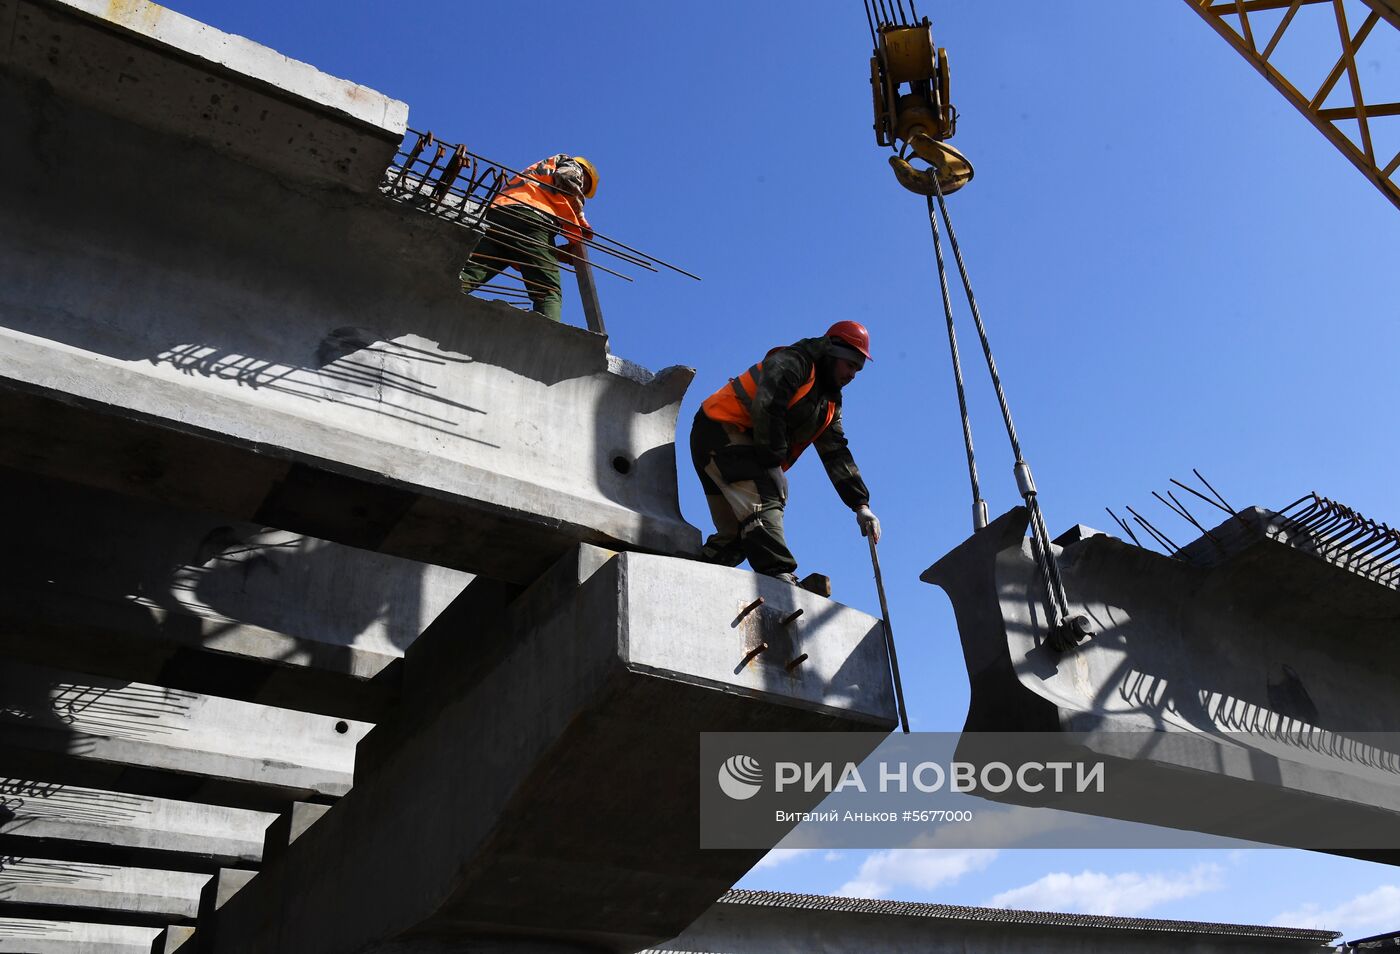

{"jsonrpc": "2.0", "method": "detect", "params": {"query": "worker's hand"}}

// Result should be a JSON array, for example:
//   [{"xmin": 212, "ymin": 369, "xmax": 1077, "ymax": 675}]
[
  {"xmin": 856, "ymin": 505, "xmax": 881, "ymax": 543},
  {"xmin": 765, "ymin": 467, "xmax": 788, "ymax": 504}
]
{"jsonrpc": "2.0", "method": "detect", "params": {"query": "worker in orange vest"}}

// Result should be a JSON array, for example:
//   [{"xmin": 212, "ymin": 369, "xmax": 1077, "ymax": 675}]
[
  {"xmin": 460, "ymin": 154, "xmax": 598, "ymax": 322},
  {"xmin": 690, "ymin": 321, "xmax": 881, "ymax": 586}
]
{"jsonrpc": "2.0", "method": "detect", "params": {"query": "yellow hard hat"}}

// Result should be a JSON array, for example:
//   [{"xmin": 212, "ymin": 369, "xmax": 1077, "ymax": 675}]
[{"xmin": 572, "ymin": 156, "xmax": 599, "ymax": 199}]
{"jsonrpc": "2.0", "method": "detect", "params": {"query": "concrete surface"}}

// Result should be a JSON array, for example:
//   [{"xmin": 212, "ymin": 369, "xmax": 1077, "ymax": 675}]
[
  {"xmin": 0, "ymin": 916, "xmax": 161, "ymax": 953},
  {"xmin": 207, "ymin": 547, "xmax": 896, "ymax": 954},
  {"xmin": 0, "ymin": 0, "xmax": 700, "ymax": 584},
  {"xmin": 0, "ymin": 780, "xmax": 274, "ymax": 868},
  {"xmin": 0, "ymin": 858, "xmax": 208, "ymax": 921},
  {"xmin": 923, "ymin": 506, "xmax": 1400, "ymax": 855},
  {"xmin": 160, "ymin": 925, "xmax": 196, "ymax": 952},
  {"xmin": 0, "ymin": 661, "xmax": 370, "ymax": 801},
  {"xmin": 2, "ymin": 468, "xmax": 471, "ymax": 719},
  {"xmin": 643, "ymin": 890, "xmax": 1340, "ymax": 953},
  {"xmin": 0, "ymin": 0, "xmax": 406, "ymax": 190},
  {"xmin": 259, "ymin": 801, "xmax": 330, "ymax": 865}
]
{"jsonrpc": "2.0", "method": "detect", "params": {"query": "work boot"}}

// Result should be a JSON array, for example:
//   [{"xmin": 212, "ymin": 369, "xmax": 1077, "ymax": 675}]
[{"xmin": 768, "ymin": 571, "xmax": 800, "ymax": 586}]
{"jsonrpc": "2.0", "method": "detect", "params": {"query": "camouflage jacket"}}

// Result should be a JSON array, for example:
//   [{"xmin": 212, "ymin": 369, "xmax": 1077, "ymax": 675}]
[{"xmin": 750, "ymin": 336, "xmax": 870, "ymax": 510}]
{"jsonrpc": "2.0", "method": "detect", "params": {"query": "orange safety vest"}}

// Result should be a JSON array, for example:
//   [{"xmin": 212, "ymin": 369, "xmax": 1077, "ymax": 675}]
[
  {"xmin": 493, "ymin": 156, "xmax": 593, "ymax": 244},
  {"xmin": 700, "ymin": 349, "xmax": 837, "ymax": 471}
]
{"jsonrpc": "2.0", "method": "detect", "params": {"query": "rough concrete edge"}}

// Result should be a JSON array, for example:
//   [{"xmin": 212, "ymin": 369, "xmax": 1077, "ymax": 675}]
[
  {"xmin": 623, "ymin": 662, "xmax": 897, "ymax": 729},
  {"xmin": 38, "ymin": 0, "xmax": 408, "ymax": 136}
]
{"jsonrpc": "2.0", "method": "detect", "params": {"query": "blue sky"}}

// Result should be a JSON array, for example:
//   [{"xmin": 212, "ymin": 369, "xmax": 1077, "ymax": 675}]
[{"xmin": 165, "ymin": 0, "xmax": 1400, "ymax": 941}]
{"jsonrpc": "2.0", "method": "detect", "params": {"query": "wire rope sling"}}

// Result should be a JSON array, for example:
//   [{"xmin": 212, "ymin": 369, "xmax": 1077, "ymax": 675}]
[{"xmin": 864, "ymin": 0, "xmax": 1091, "ymax": 651}]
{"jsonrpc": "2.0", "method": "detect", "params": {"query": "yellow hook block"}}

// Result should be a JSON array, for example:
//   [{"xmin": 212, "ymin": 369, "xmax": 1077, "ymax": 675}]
[{"xmin": 888, "ymin": 135, "xmax": 973, "ymax": 196}]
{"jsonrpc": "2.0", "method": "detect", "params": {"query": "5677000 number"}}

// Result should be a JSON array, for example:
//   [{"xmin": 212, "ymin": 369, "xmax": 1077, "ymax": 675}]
[{"xmin": 902, "ymin": 809, "xmax": 972, "ymax": 822}]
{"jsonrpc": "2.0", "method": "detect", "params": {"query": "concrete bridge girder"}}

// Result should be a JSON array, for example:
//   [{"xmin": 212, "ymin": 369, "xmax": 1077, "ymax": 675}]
[
  {"xmin": 0, "ymin": 917, "xmax": 163, "ymax": 953},
  {"xmin": 923, "ymin": 507, "xmax": 1400, "ymax": 856},
  {"xmin": 0, "ymin": 659, "xmax": 371, "ymax": 803},
  {"xmin": 0, "ymin": 781, "xmax": 276, "ymax": 868},
  {"xmin": 0, "ymin": 0, "xmax": 700, "ymax": 586},
  {"xmin": 1, "ymin": 468, "xmax": 476, "ymax": 720}
]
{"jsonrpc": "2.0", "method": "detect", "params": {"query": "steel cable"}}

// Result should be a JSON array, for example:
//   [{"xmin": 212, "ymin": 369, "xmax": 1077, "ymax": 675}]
[
  {"xmin": 927, "ymin": 167, "xmax": 1076, "ymax": 635},
  {"xmin": 925, "ymin": 194, "xmax": 986, "ymax": 530}
]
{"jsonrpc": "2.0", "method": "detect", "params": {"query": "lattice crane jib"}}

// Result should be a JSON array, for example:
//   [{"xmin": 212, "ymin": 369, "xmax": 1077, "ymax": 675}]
[{"xmin": 1184, "ymin": 0, "xmax": 1400, "ymax": 212}]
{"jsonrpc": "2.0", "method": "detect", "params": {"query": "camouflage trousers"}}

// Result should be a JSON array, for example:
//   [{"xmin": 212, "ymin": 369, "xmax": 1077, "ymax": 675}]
[
  {"xmin": 458, "ymin": 205, "xmax": 564, "ymax": 322},
  {"xmin": 689, "ymin": 411, "xmax": 796, "ymax": 577}
]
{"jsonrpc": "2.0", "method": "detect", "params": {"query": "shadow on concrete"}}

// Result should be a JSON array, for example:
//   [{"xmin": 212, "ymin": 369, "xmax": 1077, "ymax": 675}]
[{"xmin": 2, "ymin": 467, "xmax": 459, "ymax": 716}]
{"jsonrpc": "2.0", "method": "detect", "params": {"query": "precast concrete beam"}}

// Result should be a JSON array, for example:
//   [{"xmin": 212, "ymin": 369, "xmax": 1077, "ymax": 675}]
[
  {"xmin": 0, "ymin": 0, "xmax": 700, "ymax": 583},
  {"xmin": 0, "ymin": 0, "xmax": 406, "ymax": 190},
  {"xmin": 0, "ymin": 917, "xmax": 161, "ymax": 953},
  {"xmin": 923, "ymin": 507, "xmax": 1400, "ymax": 854},
  {"xmin": 0, "ymin": 780, "xmax": 274, "ymax": 869},
  {"xmin": 0, "ymin": 858, "xmax": 208, "ymax": 923},
  {"xmin": 208, "ymin": 547, "xmax": 897, "ymax": 954},
  {"xmin": 0, "ymin": 913, "xmax": 161, "ymax": 952},
  {"xmin": 1, "ymin": 468, "xmax": 472, "ymax": 720},
  {"xmin": 0, "ymin": 662, "xmax": 370, "ymax": 804}
]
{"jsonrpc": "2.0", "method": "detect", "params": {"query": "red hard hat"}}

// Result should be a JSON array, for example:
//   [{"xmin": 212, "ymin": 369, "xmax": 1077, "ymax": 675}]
[{"xmin": 826, "ymin": 320, "xmax": 873, "ymax": 362}]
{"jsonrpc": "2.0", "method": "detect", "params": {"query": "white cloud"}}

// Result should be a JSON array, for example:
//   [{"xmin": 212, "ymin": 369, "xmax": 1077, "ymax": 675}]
[
  {"xmin": 1274, "ymin": 885, "xmax": 1400, "ymax": 936},
  {"xmin": 752, "ymin": 848, "xmax": 821, "ymax": 870},
  {"xmin": 752, "ymin": 848, "xmax": 846, "ymax": 870},
  {"xmin": 986, "ymin": 863, "xmax": 1224, "ymax": 917},
  {"xmin": 836, "ymin": 849, "xmax": 998, "ymax": 899}
]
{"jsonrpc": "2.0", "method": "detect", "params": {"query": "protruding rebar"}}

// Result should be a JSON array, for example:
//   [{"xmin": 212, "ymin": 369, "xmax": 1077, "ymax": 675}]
[
  {"xmin": 1105, "ymin": 507, "xmax": 1144, "ymax": 549},
  {"xmin": 1195, "ymin": 468, "xmax": 1239, "ymax": 517},
  {"xmin": 1127, "ymin": 505, "xmax": 1181, "ymax": 553}
]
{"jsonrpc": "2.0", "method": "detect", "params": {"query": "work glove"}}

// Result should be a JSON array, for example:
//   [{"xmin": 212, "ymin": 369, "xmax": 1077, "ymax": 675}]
[{"xmin": 856, "ymin": 505, "xmax": 881, "ymax": 544}]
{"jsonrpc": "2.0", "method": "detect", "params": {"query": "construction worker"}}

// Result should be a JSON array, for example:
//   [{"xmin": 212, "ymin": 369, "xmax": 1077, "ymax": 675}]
[
  {"xmin": 459, "ymin": 154, "xmax": 598, "ymax": 322},
  {"xmin": 690, "ymin": 321, "xmax": 881, "ymax": 586}
]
